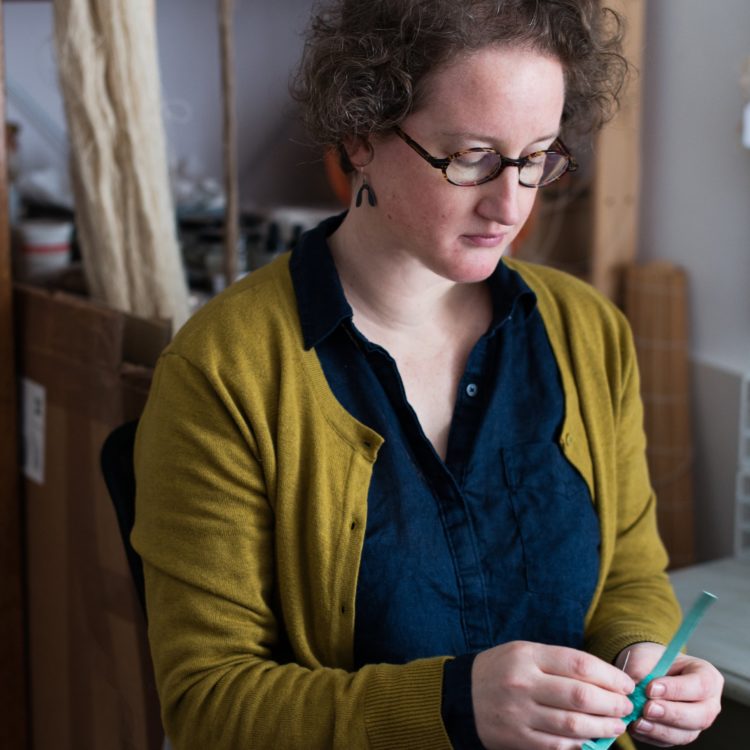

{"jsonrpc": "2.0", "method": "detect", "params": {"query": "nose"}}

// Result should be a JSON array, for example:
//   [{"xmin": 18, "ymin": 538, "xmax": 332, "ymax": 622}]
[{"xmin": 476, "ymin": 167, "xmax": 524, "ymax": 227}]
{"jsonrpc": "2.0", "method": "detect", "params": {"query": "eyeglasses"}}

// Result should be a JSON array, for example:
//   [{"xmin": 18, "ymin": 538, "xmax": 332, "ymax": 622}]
[{"xmin": 393, "ymin": 126, "xmax": 577, "ymax": 188}]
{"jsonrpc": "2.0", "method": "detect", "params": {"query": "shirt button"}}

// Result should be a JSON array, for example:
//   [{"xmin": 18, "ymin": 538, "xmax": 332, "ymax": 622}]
[
  {"xmin": 563, "ymin": 433, "xmax": 574, "ymax": 447},
  {"xmin": 466, "ymin": 383, "xmax": 478, "ymax": 397}
]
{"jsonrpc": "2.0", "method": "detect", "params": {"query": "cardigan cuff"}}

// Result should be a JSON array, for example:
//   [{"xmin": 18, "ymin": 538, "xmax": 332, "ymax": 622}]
[{"xmin": 441, "ymin": 653, "xmax": 483, "ymax": 749}]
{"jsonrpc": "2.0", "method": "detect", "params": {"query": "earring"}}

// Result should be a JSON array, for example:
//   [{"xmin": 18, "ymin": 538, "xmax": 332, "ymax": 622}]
[{"xmin": 355, "ymin": 172, "xmax": 377, "ymax": 208}]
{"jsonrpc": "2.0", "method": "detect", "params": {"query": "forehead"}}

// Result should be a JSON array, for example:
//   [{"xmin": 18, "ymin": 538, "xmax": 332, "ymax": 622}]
[{"xmin": 413, "ymin": 45, "xmax": 565, "ymax": 138}]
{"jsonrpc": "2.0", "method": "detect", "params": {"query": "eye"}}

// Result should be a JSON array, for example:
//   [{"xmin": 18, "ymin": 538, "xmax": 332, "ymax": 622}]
[
  {"xmin": 446, "ymin": 149, "xmax": 501, "ymax": 185},
  {"xmin": 524, "ymin": 150, "xmax": 548, "ymax": 165},
  {"xmin": 520, "ymin": 157, "xmax": 546, "ymax": 183},
  {"xmin": 452, "ymin": 150, "xmax": 497, "ymax": 168}
]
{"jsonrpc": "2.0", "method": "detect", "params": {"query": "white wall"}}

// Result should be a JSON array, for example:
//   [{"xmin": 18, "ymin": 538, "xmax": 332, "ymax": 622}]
[
  {"xmin": 3, "ymin": 0, "xmax": 336, "ymax": 211},
  {"xmin": 639, "ymin": 0, "xmax": 750, "ymax": 560},
  {"xmin": 640, "ymin": 0, "xmax": 750, "ymax": 374}
]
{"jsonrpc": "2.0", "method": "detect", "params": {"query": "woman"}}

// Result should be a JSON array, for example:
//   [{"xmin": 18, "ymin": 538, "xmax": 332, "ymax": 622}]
[{"xmin": 133, "ymin": 1, "xmax": 723, "ymax": 748}]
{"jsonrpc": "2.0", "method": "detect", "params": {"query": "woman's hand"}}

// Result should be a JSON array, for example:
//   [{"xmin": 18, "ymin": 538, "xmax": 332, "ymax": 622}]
[
  {"xmin": 617, "ymin": 642, "xmax": 723, "ymax": 747},
  {"xmin": 471, "ymin": 641, "xmax": 636, "ymax": 750}
]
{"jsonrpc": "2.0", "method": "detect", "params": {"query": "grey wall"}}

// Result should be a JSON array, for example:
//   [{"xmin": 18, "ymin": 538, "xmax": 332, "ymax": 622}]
[
  {"xmin": 155, "ymin": 0, "xmax": 335, "ymax": 209},
  {"xmin": 639, "ymin": 0, "xmax": 750, "ymax": 560},
  {"xmin": 3, "ymin": 2, "xmax": 65, "ymax": 171},
  {"xmin": 3, "ymin": 0, "xmax": 337, "ymax": 210},
  {"xmin": 692, "ymin": 362, "xmax": 742, "ymax": 560},
  {"xmin": 640, "ymin": 0, "xmax": 750, "ymax": 374}
]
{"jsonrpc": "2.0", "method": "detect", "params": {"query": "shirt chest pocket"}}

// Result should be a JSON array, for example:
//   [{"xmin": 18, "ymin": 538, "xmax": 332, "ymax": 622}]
[{"xmin": 500, "ymin": 442, "xmax": 600, "ymax": 605}]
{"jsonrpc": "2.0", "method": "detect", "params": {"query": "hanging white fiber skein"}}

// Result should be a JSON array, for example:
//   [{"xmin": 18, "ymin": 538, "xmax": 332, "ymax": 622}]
[{"xmin": 53, "ymin": 0, "xmax": 190, "ymax": 333}]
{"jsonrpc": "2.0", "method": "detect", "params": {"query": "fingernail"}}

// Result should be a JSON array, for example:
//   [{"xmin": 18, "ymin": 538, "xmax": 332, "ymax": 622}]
[
  {"xmin": 611, "ymin": 721, "xmax": 627, "ymax": 736},
  {"xmin": 638, "ymin": 719, "xmax": 655, "ymax": 733},
  {"xmin": 646, "ymin": 702, "xmax": 665, "ymax": 719},
  {"xmin": 649, "ymin": 682, "xmax": 666, "ymax": 697}
]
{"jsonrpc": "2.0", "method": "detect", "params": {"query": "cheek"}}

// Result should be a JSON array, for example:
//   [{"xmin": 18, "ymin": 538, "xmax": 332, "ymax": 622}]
[{"xmin": 384, "ymin": 179, "xmax": 458, "ymax": 226}]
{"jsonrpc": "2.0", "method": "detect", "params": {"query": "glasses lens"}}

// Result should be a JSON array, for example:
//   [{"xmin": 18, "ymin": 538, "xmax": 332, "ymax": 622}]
[
  {"xmin": 445, "ymin": 150, "xmax": 502, "ymax": 186},
  {"xmin": 520, "ymin": 151, "xmax": 569, "ymax": 187},
  {"xmin": 444, "ymin": 148, "xmax": 571, "ymax": 187}
]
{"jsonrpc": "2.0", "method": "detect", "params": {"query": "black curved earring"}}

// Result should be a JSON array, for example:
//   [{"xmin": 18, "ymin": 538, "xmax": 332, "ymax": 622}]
[{"xmin": 355, "ymin": 172, "xmax": 377, "ymax": 208}]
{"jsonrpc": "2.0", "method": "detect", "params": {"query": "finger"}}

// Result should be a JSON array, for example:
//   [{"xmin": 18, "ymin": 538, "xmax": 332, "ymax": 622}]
[
  {"xmin": 526, "ymin": 728, "xmax": 588, "ymax": 750},
  {"xmin": 647, "ymin": 664, "xmax": 723, "ymax": 703},
  {"xmin": 528, "ymin": 705, "xmax": 627, "ymax": 741},
  {"xmin": 641, "ymin": 697, "xmax": 722, "ymax": 732},
  {"xmin": 536, "ymin": 646, "xmax": 635, "ymax": 694},
  {"xmin": 630, "ymin": 717, "xmax": 700, "ymax": 747},
  {"xmin": 617, "ymin": 642, "xmax": 665, "ymax": 682},
  {"xmin": 534, "ymin": 675, "xmax": 634, "ymax": 718}
]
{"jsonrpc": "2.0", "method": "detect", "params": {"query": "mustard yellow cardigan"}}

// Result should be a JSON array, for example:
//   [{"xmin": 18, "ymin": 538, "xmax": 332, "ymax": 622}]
[{"xmin": 133, "ymin": 254, "xmax": 680, "ymax": 750}]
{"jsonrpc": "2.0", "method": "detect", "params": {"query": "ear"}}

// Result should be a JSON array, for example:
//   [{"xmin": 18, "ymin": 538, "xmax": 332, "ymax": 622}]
[{"xmin": 341, "ymin": 135, "xmax": 374, "ymax": 169}]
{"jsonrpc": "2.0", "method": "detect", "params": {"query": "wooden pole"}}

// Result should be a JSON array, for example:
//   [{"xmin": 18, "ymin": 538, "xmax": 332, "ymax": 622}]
[
  {"xmin": 0, "ymin": 5, "xmax": 29, "ymax": 746},
  {"xmin": 219, "ymin": 0, "xmax": 239, "ymax": 285},
  {"xmin": 590, "ymin": 0, "xmax": 645, "ymax": 302}
]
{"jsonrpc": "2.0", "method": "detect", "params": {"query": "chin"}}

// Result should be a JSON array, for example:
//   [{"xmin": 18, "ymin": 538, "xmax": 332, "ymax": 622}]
[
  {"xmin": 443, "ymin": 260, "xmax": 504, "ymax": 284},
  {"xmin": 441, "ymin": 247, "xmax": 508, "ymax": 283}
]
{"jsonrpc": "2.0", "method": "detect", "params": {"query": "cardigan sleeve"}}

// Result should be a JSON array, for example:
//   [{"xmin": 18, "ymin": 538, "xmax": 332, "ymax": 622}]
[
  {"xmin": 583, "ymin": 316, "xmax": 682, "ymax": 664},
  {"xmin": 132, "ymin": 351, "xmax": 453, "ymax": 750},
  {"xmin": 506, "ymin": 258, "xmax": 681, "ymax": 663}
]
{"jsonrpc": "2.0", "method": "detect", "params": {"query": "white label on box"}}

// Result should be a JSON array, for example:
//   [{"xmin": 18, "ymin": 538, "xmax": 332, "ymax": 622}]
[{"xmin": 21, "ymin": 377, "xmax": 46, "ymax": 485}]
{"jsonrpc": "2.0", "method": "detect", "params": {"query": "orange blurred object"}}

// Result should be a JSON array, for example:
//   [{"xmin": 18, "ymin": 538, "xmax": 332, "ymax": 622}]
[
  {"xmin": 324, "ymin": 148, "xmax": 352, "ymax": 207},
  {"xmin": 509, "ymin": 200, "xmax": 538, "ymax": 257}
]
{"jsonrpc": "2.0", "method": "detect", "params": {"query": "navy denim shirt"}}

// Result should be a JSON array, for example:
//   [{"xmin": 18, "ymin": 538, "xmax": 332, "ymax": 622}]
[{"xmin": 290, "ymin": 214, "xmax": 600, "ymax": 748}]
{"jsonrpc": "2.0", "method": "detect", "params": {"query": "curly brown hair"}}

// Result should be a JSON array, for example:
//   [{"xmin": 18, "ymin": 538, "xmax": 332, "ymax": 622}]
[{"xmin": 291, "ymin": 0, "xmax": 628, "ymax": 166}]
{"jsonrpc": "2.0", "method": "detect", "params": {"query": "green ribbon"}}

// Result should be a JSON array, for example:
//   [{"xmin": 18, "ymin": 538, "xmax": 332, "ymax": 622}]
[{"xmin": 582, "ymin": 590, "xmax": 717, "ymax": 750}]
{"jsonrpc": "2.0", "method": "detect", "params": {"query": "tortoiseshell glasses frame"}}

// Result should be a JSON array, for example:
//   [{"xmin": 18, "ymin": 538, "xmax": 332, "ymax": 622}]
[{"xmin": 393, "ymin": 125, "xmax": 578, "ymax": 188}]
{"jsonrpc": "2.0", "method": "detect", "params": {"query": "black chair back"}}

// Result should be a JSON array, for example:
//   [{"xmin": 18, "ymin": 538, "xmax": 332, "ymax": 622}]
[{"xmin": 100, "ymin": 420, "xmax": 147, "ymax": 618}]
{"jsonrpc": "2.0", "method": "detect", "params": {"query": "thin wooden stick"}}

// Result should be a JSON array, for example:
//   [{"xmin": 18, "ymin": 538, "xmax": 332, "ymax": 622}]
[{"xmin": 219, "ymin": 0, "xmax": 239, "ymax": 285}]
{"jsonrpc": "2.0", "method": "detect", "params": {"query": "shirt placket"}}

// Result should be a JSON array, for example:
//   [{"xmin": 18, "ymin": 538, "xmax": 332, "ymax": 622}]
[{"xmin": 360, "ymin": 336, "xmax": 495, "ymax": 652}]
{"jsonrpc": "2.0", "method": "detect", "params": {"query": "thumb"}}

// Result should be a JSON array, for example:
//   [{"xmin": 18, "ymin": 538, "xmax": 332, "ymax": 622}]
[{"xmin": 616, "ymin": 643, "xmax": 666, "ymax": 682}]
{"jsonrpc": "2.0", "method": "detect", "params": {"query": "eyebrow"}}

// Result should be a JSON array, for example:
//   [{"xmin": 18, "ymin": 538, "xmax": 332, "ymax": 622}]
[{"xmin": 437, "ymin": 130, "xmax": 560, "ymax": 148}]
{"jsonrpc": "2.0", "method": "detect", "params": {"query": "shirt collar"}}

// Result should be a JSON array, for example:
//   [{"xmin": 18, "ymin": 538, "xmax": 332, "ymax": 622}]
[
  {"xmin": 290, "ymin": 212, "xmax": 352, "ymax": 350},
  {"xmin": 486, "ymin": 257, "xmax": 538, "ymax": 336},
  {"xmin": 290, "ymin": 212, "xmax": 537, "ymax": 351}
]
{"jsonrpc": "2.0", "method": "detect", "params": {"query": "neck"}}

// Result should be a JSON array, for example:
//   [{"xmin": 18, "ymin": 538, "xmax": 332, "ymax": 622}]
[{"xmin": 328, "ymin": 210, "xmax": 476, "ymax": 334}]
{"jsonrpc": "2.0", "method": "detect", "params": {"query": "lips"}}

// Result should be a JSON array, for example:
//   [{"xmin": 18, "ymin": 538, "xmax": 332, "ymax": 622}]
[{"xmin": 462, "ymin": 233, "xmax": 509, "ymax": 248}]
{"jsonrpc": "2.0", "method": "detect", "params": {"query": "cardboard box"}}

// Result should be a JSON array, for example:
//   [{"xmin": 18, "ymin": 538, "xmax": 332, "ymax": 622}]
[{"xmin": 14, "ymin": 283, "xmax": 169, "ymax": 750}]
